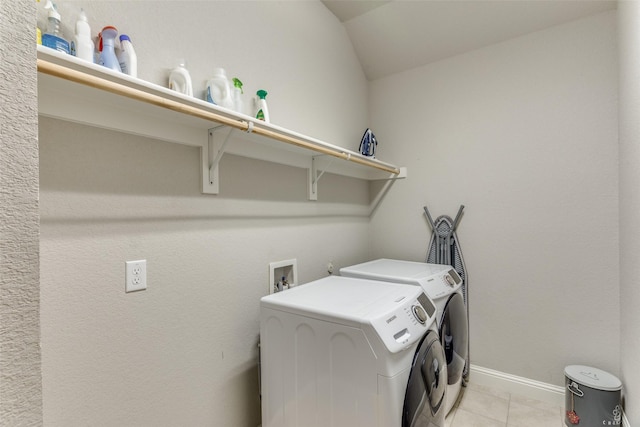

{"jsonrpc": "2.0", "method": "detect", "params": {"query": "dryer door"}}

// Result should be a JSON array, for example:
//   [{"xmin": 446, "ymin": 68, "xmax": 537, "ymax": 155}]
[
  {"xmin": 402, "ymin": 330, "xmax": 447, "ymax": 427},
  {"xmin": 439, "ymin": 292, "xmax": 468, "ymax": 385}
]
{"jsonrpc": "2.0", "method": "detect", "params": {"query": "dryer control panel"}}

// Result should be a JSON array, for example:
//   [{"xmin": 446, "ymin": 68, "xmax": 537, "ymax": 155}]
[
  {"xmin": 369, "ymin": 291, "xmax": 438, "ymax": 354},
  {"xmin": 423, "ymin": 269, "xmax": 462, "ymax": 300}
]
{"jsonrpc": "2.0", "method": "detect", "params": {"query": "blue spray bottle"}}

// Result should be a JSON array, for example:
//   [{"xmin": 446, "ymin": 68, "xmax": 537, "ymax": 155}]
[{"xmin": 98, "ymin": 26, "xmax": 122, "ymax": 72}]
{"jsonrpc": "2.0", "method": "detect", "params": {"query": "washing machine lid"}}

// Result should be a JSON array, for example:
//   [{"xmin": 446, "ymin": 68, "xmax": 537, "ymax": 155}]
[
  {"xmin": 340, "ymin": 259, "xmax": 462, "ymax": 299},
  {"xmin": 341, "ymin": 259, "xmax": 449, "ymax": 281},
  {"xmin": 260, "ymin": 276, "xmax": 438, "ymax": 353}
]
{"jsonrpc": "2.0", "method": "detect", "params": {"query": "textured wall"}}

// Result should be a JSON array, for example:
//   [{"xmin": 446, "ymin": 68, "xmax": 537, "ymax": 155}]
[
  {"xmin": 618, "ymin": 2, "xmax": 640, "ymax": 424},
  {"xmin": 38, "ymin": 2, "xmax": 371, "ymax": 426},
  {"xmin": 0, "ymin": 0, "xmax": 43, "ymax": 425},
  {"xmin": 369, "ymin": 11, "xmax": 619, "ymax": 386}
]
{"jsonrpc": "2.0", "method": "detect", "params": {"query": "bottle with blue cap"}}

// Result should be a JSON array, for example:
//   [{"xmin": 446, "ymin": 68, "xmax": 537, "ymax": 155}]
[{"xmin": 118, "ymin": 34, "xmax": 137, "ymax": 78}]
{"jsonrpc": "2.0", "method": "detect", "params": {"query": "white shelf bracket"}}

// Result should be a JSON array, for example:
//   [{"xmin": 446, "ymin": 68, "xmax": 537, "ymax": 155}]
[
  {"xmin": 204, "ymin": 126, "xmax": 234, "ymax": 194},
  {"xmin": 308, "ymin": 155, "xmax": 338, "ymax": 201}
]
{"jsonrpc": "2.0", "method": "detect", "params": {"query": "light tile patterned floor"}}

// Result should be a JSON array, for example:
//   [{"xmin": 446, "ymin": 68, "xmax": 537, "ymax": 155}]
[{"xmin": 445, "ymin": 383, "xmax": 564, "ymax": 427}]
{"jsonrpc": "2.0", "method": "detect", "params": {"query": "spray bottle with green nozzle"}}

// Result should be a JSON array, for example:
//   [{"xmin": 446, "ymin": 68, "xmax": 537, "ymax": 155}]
[
  {"xmin": 232, "ymin": 78, "xmax": 244, "ymax": 115},
  {"xmin": 42, "ymin": 0, "xmax": 70, "ymax": 54},
  {"xmin": 255, "ymin": 90, "xmax": 270, "ymax": 123}
]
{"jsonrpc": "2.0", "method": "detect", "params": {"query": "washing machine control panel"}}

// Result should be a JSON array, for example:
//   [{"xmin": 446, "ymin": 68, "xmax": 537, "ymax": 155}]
[
  {"xmin": 370, "ymin": 291, "xmax": 438, "ymax": 354},
  {"xmin": 444, "ymin": 269, "xmax": 461, "ymax": 287},
  {"xmin": 417, "ymin": 292, "xmax": 437, "ymax": 317},
  {"xmin": 412, "ymin": 305, "xmax": 428, "ymax": 324},
  {"xmin": 425, "ymin": 269, "xmax": 463, "ymax": 299}
]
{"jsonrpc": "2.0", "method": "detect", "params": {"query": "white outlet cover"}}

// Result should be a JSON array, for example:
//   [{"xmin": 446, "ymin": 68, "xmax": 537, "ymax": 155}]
[{"xmin": 126, "ymin": 259, "xmax": 147, "ymax": 293}]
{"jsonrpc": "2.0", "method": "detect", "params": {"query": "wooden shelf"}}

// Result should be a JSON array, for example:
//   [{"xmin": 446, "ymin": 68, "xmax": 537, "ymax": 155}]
[{"xmin": 37, "ymin": 46, "xmax": 406, "ymax": 199}]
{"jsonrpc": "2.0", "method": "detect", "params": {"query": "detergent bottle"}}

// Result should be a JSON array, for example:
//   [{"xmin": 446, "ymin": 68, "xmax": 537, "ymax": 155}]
[
  {"xmin": 42, "ymin": 0, "xmax": 70, "ymax": 54},
  {"xmin": 168, "ymin": 59, "xmax": 194, "ymax": 97},
  {"xmin": 118, "ymin": 35, "xmax": 138, "ymax": 77},
  {"xmin": 206, "ymin": 68, "xmax": 234, "ymax": 110},
  {"xmin": 98, "ymin": 26, "xmax": 121, "ymax": 72},
  {"xmin": 70, "ymin": 9, "xmax": 94, "ymax": 63}
]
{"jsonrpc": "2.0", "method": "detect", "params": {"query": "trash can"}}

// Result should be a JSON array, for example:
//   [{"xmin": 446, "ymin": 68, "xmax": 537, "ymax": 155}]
[{"xmin": 564, "ymin": 365, "xmax": 622, "ymax": 426}]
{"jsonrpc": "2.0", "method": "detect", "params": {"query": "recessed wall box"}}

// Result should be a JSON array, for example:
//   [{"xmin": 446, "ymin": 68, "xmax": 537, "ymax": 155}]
[{"xmin": 268, "ymin": 259, "xmax": 298, "ymax": 294}]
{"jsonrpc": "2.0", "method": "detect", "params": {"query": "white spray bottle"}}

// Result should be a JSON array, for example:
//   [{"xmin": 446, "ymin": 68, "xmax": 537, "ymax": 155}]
[
  {"xmin": 71, "ymin": 9, "xmax": 94, "ymax": 63},
  {"xmin": 255, "ymin": 90, "xmax": 270, "ymax": 123},
  {"xmin": 231, "ymin": 78, "xmax": 244, "ymax": 115}
]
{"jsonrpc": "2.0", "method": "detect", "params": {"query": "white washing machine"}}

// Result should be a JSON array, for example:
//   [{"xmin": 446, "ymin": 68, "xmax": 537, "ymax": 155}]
[
  {"xmin": 260, "ymin": 276, "xmax": 448, "ymax": 427},
  {"xmin": 340, "ymin": 259, "xmax": 468, "ymax": 415}
]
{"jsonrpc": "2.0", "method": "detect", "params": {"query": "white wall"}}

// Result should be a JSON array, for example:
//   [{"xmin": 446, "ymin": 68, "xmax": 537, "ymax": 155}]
[
  {"xmin": 618, "ymin": 1, "xmax": 640, "ymax": 424},
  {"xmin": 0, "ymin": 0, "xmax": 42, "ymax": 424},
  {"xmin": 39, "ymin": 2, "xmax": 371, "ymax": 425},
  {"xmin": 369, "ymin": 11, "xmax": 619, "ymax": 386}
]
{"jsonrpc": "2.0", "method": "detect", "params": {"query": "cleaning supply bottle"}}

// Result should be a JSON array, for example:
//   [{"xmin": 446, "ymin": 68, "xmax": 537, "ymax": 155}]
[
  {"xmin": 98, "ymin": 26, "xmax": 121, "ymax": 72},
  {"xmin": 117, "ymin": 34, "xmax": 137, "ymax": 78},
  {"xmin": 70, "ymin": 9, "xmax": 94, "ymax": 63},
  {"xmin": 206, "ymin": 68, "xmax": 234, "ymax": 110},
  {"xmin": 168, "ymin": 59, "xmax": 193, "ymax": 97},
  {"xmin": 231, "ymin": 78, "xmax": 244, "ymax": 115},
  {"xmin": 42, "ymin": 0, "xmax": 70, "ymax": 54},
  {"xmin": 255, "ymin": 90, "xmax": 270, "ymax": 122}
]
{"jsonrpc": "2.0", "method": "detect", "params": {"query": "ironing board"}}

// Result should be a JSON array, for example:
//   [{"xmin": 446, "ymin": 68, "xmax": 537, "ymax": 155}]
[{"xmin": 424, "ymin": 205, "xmax": 469, "ymax": 385}]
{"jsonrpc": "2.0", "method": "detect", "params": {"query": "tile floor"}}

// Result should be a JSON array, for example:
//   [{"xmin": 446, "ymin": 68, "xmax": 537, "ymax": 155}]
[{"xmin": 445, "ymin": 383, "xmax": 565, "ymax": 427}]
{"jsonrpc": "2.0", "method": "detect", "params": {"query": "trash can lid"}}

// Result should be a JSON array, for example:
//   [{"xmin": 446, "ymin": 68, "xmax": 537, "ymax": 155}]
[{"xmin": 565, "ymin": 365, "xmax": 622, "ymax": 391}]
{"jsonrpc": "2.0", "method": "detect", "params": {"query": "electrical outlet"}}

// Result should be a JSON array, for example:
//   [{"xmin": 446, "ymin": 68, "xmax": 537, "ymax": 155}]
[
  {"xmin": 125, "ymin": 260, "xmax": 147, "ymax": 292},
  {"xmin": 327, "ymin": 262, "xmax": 334, "ymax": 275}
]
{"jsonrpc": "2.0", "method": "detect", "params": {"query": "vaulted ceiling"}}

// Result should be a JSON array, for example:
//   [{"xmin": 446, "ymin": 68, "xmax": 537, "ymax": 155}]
[{"xmin": 322, "ymin": 0, "xmax": 617, "ymax": 80}]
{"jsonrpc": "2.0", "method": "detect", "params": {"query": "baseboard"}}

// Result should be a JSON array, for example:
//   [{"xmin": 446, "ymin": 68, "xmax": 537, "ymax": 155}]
[
  {"xmin": 470, "ymin": 365, "xmax": 633, "ymax": 426},
  {"xmin": 469, "ymin": 364, "xmax": 565, "ymax": 406}
]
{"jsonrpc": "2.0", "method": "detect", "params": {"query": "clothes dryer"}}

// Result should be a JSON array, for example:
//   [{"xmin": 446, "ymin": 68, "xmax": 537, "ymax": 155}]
[
  {"xmin": 260, "ymin": 276, "xmax": 447, "ymax": 427},
  {"xmin": 340, "ymin": 259, "xmax": 468, "ymax": 415}
]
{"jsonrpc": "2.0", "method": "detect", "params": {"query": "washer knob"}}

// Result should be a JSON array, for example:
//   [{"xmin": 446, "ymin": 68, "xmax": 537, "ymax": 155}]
[
  {"xmin": 444, "ymin": 274, "xmax": 456, "ymax": 287},
  {"xmin": 412, "ymin": 305, "xmax": 428, "ymax": 324}
]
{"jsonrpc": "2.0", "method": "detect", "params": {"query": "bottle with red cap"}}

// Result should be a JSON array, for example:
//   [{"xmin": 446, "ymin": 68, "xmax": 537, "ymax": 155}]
[{"xmin": 98, "ymin": 26, "xmax": 121, "ymax": 72}]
